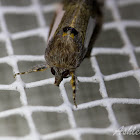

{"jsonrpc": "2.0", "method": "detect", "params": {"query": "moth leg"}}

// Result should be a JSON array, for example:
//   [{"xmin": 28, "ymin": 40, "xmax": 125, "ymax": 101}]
[
  {"xmin": 70, "ymin": 72, "xmax": 77, "ymax": 108},
  {"xmin": 85, "ymin": 1, "xmax": 103, "ymax": 58},
  {"xmin": 14, "ymin": 63, "xmax": 48, "ymax": 78}
]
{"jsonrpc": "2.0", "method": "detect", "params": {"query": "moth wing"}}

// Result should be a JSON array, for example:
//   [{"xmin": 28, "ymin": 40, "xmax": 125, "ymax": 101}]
[
  {"xmin": 85, "ymin": 0, "xmax": 103, "ymax": 57},
  {"xmin": 48, "ymin": 11, "xmax": 56, "ymax": 39},
  {"xmin": 48, "ymin": 3, "xmax": 65, "ymax": 42},
  {"xmin": 84, "ymin": 16, "xmax": 96, "ymax": 49}
]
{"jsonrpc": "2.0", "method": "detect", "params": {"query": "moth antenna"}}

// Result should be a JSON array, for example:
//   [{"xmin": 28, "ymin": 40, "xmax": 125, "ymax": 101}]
[
  {"xmin": 70, "ymin": 72, "xmax": 77, "ymax": 108},
  {"xmin": 14, "ymin": 64, "xmax": 48, "ymax": 78}
]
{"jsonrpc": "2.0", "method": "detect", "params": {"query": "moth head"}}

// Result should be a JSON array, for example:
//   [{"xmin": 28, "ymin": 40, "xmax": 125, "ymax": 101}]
[{"xmin": 51, "ymin": 67, "xmax": 71, "ymax": 86}]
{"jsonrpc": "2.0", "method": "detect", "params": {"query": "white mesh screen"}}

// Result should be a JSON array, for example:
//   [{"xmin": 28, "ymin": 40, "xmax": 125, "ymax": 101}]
[{"xmin": 0, "ymin": 0, "xmax": 140, "ymax": 140}]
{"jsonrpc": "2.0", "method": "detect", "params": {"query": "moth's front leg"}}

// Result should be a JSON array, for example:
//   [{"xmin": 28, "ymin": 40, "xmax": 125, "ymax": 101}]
[{"xmin": 14, "ymin": 63, "xmax": 48, "ymax": 78}]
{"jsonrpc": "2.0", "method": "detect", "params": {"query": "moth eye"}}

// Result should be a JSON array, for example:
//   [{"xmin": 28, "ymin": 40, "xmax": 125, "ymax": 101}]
[
  {"xmin": 62, "ymin": 70, "xmax": 69, "ymax": 78},
  {"xmin": 51, "ymin": 68, "xmax": 55, "ymax": 75}
]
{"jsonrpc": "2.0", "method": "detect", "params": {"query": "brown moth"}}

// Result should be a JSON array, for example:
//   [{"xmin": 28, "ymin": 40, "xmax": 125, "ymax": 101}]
[{"xmin": 14, "ymin": 0, "xmax": 103, "ymax": 107}]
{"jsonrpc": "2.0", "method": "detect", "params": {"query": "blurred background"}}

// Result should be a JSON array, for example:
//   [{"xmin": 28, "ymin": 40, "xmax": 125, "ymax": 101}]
[{"xmin": 0, "ymin": 0, "xmax": 139, "ymax": 140}]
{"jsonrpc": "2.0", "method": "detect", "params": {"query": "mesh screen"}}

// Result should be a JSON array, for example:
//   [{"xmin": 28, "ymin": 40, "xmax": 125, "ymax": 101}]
[{"xmin": 0, "ymin": 0, "xmax": 140, "ymax": 140}]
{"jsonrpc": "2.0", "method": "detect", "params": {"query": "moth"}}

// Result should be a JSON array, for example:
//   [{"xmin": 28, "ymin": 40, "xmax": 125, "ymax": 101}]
[{"xmin": 14, "ymin": 0, "xmax": 103, "ymax": 107}]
